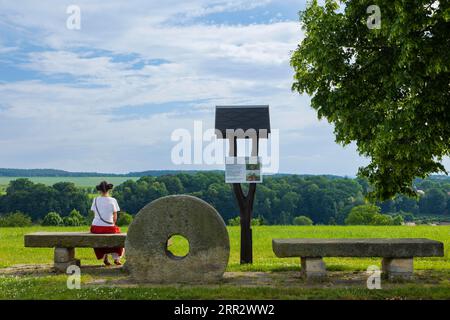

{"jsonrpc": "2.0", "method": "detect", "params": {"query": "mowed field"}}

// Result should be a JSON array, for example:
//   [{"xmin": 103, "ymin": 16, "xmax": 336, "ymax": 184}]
[
  {"xmin": 0, "ymin": 176, "xmax": 139, "ymax": 188},
  {"xmin": 0, "ymin": 225, "xmax": 449, "ymax": 299}
]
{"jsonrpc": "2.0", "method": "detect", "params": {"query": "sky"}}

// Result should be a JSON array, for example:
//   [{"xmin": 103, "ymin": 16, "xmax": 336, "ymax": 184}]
[{"xmin": 0, "ymin": 1, "xmax": 447, "ymax": 176}]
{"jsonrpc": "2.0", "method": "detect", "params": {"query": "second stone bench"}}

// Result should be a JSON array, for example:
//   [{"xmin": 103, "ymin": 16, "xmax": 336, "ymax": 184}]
[{"xmin": 272, "ymin": 238, "xmax": 444, "ymax": 280}]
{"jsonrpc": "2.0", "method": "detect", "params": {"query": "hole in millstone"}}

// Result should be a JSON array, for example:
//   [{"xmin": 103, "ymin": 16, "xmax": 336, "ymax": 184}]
[{"xmin": 165, "ymin": 234, "xmax": 190, "ymax": 260}]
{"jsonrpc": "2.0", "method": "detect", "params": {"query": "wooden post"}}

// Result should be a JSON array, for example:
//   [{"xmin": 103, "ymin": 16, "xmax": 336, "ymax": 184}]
[{"xmin": 229, "ymin": 136, "xmax": 258, "ymax": 264}]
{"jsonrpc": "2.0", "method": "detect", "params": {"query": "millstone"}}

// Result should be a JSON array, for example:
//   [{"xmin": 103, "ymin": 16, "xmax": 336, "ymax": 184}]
[{"xmin": 125, "ymin": 195, "xmax": 230, "ymax": 283}]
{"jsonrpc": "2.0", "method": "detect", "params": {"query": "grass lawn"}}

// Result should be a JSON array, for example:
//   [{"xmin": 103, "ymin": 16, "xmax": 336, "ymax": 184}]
[
  {"xmin": 0, "ymin": 176, "xmax": 139, "ymax": 188},
  {"xmin": 0, "ymin": 225, "xmax": 449, "ymax": 299}
]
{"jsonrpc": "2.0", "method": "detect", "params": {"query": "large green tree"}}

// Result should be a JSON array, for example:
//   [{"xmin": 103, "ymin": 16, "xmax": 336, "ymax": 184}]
[{"xmin": 291, "ymin": 0, "xmax": 450, "ymax": 199}]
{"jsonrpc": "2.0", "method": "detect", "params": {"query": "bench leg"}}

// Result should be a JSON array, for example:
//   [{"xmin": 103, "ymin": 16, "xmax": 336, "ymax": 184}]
[
  {"xmin": 301, "ymin": 257, "xmax": 327, "ymax": 280},
  {"xmin": 54, "ymin": 247, "xmax": 80, "ymax": 272},
  {"xmin": 381, "ymin": 257, "xmax": 413, "ymax": 281}
]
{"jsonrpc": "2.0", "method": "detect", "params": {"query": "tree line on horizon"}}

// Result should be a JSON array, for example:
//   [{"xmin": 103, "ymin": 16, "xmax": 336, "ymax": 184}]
[{"xmin": 0, "ymin": 172, "xmax": 449, "ymax": 226}]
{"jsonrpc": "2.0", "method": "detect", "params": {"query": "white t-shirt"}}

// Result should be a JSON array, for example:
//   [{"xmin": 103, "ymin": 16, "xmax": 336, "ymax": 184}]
[{"xmin": 91, "ymin": 196, "xmax": 120, "ymax": 227}]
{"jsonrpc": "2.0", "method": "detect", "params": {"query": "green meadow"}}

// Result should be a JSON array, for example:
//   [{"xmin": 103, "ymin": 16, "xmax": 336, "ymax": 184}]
[
  {"xmin": 0, "ymin": 176, "xmax": 139, "ymax": 188},
  {"xmin": 0, "ymin": 225, "xmax": 449, "ymax": 299}
]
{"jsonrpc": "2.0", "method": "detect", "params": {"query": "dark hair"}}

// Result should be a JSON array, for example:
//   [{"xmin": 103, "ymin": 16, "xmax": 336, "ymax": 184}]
[{"xmin": 96, "ymin": 181, "xmax": 113, "ymax": 193}]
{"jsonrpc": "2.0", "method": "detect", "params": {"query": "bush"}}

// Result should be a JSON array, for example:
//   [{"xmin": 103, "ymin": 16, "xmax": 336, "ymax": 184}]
[
  {"xmin": 227, "ymin": 216, "xmax": 264, "ymax": 226},
  {"xmin": 251, "ymin": 217, "xmax": 264, "ymax": 226},
  {"xmin": 392, "ymin": 215, "xmax": 404, "ymax": 226},
  {"xmin": 42, "ymin": 212, "xmax": 63, "ymax": 226},
  {"xmin": 63, "ymin": 216, "xmax": 77, "ymax": 226},
  {"xmin": 63, "ymin": 209, "xmax": 85, "ymax": 226},
  {"xmin": 0, "ymin": 211, "xmax": 32, "ymax": 227},
  {"xmin": 345, "ymin": 204, "xmax": 400, "ymax": 226},
  {"xmin": 369, "ymin": 213, "xmax": 393, "ymax": 225},
  {"xmin": 293, "ymin": 216, "xmax": 313, "ymax": 225},
  {"xmin": 228, "ymin": 216, "xmax": 240, "ymax": 226},
  {"xmin": 345, "ymin": 204, "xmax": 380, "ymax": 225},
  {"xmin": 117, "ymin": 212, "xmax": 133, "ymax": 226}
]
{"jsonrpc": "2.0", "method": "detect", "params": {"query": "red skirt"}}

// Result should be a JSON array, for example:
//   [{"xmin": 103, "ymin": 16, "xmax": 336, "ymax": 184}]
[{"xmin": 90, "ymin": 225, "xmax": 124, "ymax": 260}]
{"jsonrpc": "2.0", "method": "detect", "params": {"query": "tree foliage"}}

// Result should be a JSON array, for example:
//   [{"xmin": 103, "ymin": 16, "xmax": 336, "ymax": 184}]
[
  {"xmin": 0, "ymin": 179, "xmax": 89, "ymax": 220},
  {"xmin": 291, "ymin": 0, "xmax": 450, "ymax": 200},
  {"xmin": 1, "ymin": 173, "xmax": 449, "ymax": 225},
  {"xmin": 419, "ymin": 188, "xmax": 448, "ymax": 214}
]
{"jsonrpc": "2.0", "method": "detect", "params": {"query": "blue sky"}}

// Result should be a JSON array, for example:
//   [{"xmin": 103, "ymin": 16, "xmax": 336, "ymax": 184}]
[{"xmin": 1, "ymin": 1, "xmax": 447, "ymax": 175}]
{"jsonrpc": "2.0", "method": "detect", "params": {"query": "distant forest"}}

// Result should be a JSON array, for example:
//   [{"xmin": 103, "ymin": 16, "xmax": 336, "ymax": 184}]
[{"xmin": 0, "ymin": 171, "xmax": 449, "ymax": 225}]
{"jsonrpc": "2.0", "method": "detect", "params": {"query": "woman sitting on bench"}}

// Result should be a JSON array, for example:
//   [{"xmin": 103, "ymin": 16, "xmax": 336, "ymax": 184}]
[{"xmin": 90, "ymin": 181, "xmax": 124, "ymax": 266}]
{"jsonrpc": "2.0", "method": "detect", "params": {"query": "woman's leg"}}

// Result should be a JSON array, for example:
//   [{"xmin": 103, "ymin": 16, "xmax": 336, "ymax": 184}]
[
  {"xmin": 112, "ymin": 252, "xmax": 122, "ymax": 265},
  {"xmin": 103, "ymin": 254, "xmax": 111, "ymax": 266}
]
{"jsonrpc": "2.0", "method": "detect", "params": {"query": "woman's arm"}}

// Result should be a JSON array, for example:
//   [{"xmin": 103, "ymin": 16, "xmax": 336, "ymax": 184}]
[{"xmin": 113, "ymin": 211, "xmax": 117, "ymax": 225}]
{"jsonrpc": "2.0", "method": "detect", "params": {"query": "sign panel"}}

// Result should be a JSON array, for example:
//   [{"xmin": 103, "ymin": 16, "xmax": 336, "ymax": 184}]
[{"xmin": 225, "ymin": 157, "xmax": 262, "ymax": 183}]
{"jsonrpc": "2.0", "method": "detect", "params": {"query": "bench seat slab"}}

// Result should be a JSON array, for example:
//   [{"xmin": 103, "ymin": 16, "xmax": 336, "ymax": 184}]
[
  {"xmin": 273, "ymin": 238, "xmax": 444, "ymax": 258},
  {"xmin": 25, "ymin": 232, "xmax": 126, "ymax": 248}
]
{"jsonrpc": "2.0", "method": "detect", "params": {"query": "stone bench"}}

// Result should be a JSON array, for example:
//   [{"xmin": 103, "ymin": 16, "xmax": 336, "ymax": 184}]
[
  {"xmin": 24, "ymin": 232, "xmax": 126, "ymax": 272},
  {"xmin": 272, "ymin": 238, "xmax": 444, "ymax": 280}
]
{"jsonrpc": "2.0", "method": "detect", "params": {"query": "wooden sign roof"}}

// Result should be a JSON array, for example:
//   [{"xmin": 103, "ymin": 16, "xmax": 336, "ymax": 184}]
[{"xmin": 215, "ymin": 105, "xmax": 271, "ymax": 139}]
